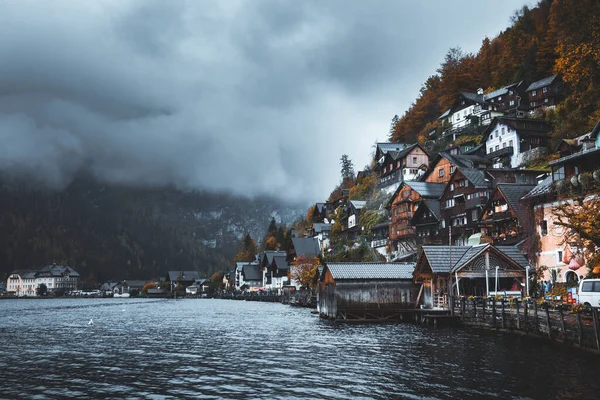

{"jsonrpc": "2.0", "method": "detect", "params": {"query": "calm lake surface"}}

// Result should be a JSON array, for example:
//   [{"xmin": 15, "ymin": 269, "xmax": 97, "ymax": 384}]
[{"xmin": 1, "ymin": 299, "xmax": 600, "ymax": 400}]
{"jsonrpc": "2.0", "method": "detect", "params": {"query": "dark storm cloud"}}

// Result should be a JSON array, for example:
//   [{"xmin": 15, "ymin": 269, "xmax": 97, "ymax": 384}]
[{"xmin": 0, "ymin": 0, "xmax": 533, "ymax": 201}]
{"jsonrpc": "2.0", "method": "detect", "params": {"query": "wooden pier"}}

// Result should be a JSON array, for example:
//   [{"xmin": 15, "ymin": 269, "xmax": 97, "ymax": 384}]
[{"xmin": 453, "ymin": 298, "xmax": 600, "ymax": 355}]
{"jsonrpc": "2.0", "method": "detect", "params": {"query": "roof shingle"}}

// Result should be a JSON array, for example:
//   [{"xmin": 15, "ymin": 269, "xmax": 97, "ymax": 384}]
[{"xmin": 326, "ymin": 262, "xmax": 416, "ymax": 280}]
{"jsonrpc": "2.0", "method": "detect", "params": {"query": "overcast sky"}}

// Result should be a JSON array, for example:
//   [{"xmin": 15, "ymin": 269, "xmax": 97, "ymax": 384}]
[{"xmin": 0, "ymin": 0, "xmax": 535, "ymax": 203}]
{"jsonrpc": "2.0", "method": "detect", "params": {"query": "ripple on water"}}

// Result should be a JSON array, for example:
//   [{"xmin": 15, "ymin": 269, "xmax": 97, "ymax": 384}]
[{"xmin": 2, "ymin": 298, "xmax": 600, "ymax": 399}]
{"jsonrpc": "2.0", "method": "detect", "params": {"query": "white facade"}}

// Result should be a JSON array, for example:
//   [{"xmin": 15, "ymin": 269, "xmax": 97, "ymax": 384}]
[
  {"xmin": 348, "ymin": 214, "xmax": 356, "ymax": 229},
  {"xmin": 444, "ymin": 104, "xmax": 502, "ymax": 131},
  {"xmin": 6, "ymin": 271, "xmax": 78, "ymax": 297},
  {"xmin": 485, "ymin": 122, "xmax": 520, "ymax": 167}
]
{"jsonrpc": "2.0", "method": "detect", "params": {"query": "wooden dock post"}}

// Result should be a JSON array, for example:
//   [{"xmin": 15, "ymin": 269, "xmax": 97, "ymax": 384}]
[
  {"xmin": 516, "ymin": 301, "xmax": 521, "ymax": 330},
  {"xmin": 482, "ymin": 299, "xmax": 486, "ymax": 322},
  {"xmin": 492, "ymin": 299, "xmax": 496, "ymax": 328},
  {"xmin": 524, "ymin": 302, "xmax": 529, "ymax": 332},
  {"xmin": 501, "ymin": 299, "xmax": 506, "ymax": 329},
  {"xmin": 473, "ymin": 300, "xmax": 477, "ymax": 318},
  {"xmin": 577, "ymin": 312, "xmax": 583, "ymax": 348},
  {"xmin": 558, "ymin": 307, "xmax": 566, "ymax": 343},
  {"xmin": 545, "ymin": 306, "xmax": 552, "ymax": 340},
  {"xmin": 461, "ymin": 298, "xmax": 466, "ymax": 320},
  {"xmin": 534, "ymin": 300, "xmax": 539, "ymax": 333},
  {"xmin": 593, "ymin": 309, "xmax": 600, "ymax": 351}
]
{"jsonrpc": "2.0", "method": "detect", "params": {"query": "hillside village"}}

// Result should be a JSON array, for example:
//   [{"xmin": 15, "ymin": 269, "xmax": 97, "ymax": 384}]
[{"xmin": 226, "ymin": 69, "xmax": 600, "ymax": 311}]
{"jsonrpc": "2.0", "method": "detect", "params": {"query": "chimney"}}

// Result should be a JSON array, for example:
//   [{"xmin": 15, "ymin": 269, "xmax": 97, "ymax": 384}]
[{"xmin": 477, "ymin": 88, "xmax": 484, "ymax": 95}]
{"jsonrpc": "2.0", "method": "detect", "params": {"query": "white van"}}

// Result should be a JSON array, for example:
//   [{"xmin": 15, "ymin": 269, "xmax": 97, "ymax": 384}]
[{"xmin": 578, "ymin": 279, "xmax": 600, "ymax": 308}]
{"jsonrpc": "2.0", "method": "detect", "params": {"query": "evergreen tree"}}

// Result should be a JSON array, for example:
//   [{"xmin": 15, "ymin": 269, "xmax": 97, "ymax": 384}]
[
  {"xmin": 340, "ymin": 154, "xmax": 355, "ymax": 181},
  {"xmin": 389, "ymin": 115, "xmax": 400, "ymax": 137},
  {"xmin": 234, "ymin": 233, "xmax": 257, "ymax": 262}
]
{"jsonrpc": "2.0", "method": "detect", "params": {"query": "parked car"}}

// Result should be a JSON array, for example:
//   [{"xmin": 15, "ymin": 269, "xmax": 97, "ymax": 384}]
[{"xmin": 578, "ymin": 279, "xmax": 600, "ymax": 308}]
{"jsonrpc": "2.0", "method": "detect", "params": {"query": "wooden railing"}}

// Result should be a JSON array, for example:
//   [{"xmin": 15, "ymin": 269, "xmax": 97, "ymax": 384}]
[{"xmin": 452, "ymin": 298, "xmax": 600, "ymax": 355}]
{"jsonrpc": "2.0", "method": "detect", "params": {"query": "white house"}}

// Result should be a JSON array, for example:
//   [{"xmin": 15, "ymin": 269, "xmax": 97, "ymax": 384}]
[
  {"xmin": 6, "ymin": 265, "xmax": 80, "ymax": 296},
  {"xmin": 483, "ymin": 117, "xmax": 552, "ymax": 168}
]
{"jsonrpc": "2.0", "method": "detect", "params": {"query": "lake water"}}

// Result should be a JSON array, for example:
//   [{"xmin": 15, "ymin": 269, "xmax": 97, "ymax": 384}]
[{"xmin": 1, "ymin": 298, "xmax": 600, "ymax": 399}]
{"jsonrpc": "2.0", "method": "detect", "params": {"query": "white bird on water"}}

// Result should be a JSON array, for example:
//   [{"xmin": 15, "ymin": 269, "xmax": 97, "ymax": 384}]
[{"xmin": 88, "ymin": 319, "xmax": 94, "ymax": 326}]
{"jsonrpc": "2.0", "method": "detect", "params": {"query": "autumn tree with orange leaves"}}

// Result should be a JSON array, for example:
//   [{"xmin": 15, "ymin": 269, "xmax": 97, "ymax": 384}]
[
  {"xmin": 292, "ymin": 255, "xmax": 322, "ymax": 290},
  {"xmin": 552, "ymin": 196, "xmax": 600, "ymax": 275}
]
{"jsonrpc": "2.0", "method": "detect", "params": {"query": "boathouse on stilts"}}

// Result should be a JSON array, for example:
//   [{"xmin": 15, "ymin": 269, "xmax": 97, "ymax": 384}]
[{"xmin": 318, "ymin": 262, "xmax": 418, "ymax": 321}]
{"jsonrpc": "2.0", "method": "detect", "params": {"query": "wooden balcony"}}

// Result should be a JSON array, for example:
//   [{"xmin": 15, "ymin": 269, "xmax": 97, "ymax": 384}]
[
  {"xmin": 486, "ymin": 146, "xmax": 514, "ymax": 159},
  {"xmin": 465, "ymin": 196, "xmax": 488, "ymax": 209}
]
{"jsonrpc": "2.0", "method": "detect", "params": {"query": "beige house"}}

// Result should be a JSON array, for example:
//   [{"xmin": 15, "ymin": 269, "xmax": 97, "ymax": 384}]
[{"xmin": 6, "ymin": 265, "xmax": 80, "ymax": 296}]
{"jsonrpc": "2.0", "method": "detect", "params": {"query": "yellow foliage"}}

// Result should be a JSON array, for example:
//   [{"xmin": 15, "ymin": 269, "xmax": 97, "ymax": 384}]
[{"xmin": 293, "ymin": 255, "xmax": 321, "ymax": 289}]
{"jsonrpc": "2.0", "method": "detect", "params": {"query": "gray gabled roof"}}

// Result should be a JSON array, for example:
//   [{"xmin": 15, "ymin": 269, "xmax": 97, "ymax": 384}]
[
  {"xmin": 37, "ymin": 265, "xmax": 80, "ymax": 278},
  {"xmin": 484, "ymin": 86, "xmax": 509, "ymax": 100},
  {"xmin": 526, "ymin": 75, "xmax": 558, "ymax": 92},
  {"xmin": 292, "ymin": 237, "xmax": 320, "ymax": 257},
  {"xmin": 378, "ymin": 142, "xmax": 407, "ymax": 155},
  {"xmin": 405, "ymin": 181, "xmax": 446, "ymax": 199},
  {"xmin": 420, "ymin": 244, "xmax": 529, "ymax": 274},
  {"xmin": 263, "ymin": 251, "xmax": 287, "ymax": 265},
  {"xmin": 273, "ymin": 256, "xmax": 289, "ymax": 271},
  {"xmin": 168, "ymin": 270, "xmax": 201, "ymax": 281},
  {"xmin": 459, "ymin": 168, "xmax": 491, "ymax": 189},
  {"xmin": 326, "ymin": 262, "xmax": 416, "ymax": 280},
  {"xmin": 421, "ymin": 199, "xmax": 442, "ymax": 220},
  {"xmin": 421, "ymin": 246, "xmax": 472, "ymax": 273},
  {"xmin": 101, "ymin": 281, "xmax": 120, "ymax": 291},
  {"xmin": 496, "ymin": 183, "xmax": 536, "ymax": 223},
  {"xmin": 496, "ymin": 246, "xmax": 529, "ymax": 268},
  {"xmin": 460, "ymin": 91, "xmax": 485, "ymax": 104},
  {"xmin": 242, "ymin": 264, "xmax": 262, "ymax": 281},
  {"xmin": 124, "ymin": 280, "xmax": 148, "ymax": 289},
  {"xmin": 312, "ymin": 223, "xmax": 333, "ymax": 233},
  {"xmin": 350, "ymin": 200, "xmax": 366, "ymax": 210},
  {"xmin": 548, "ymin": 146, "xmax": 600, "ymax": 167},
  {"xmin": 521, "ymin": 175, "xmax": 553, "ymax": 200}
]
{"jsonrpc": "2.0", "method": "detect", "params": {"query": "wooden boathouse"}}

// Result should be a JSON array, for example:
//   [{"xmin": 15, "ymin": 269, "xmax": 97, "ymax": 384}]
[
  {"xmin": 414, "ymin": 244, "xmax": 529, "ymax": 309},
  {"xmin": 318, "ymin": 262, "xmax": 418, "ymax": 321}
]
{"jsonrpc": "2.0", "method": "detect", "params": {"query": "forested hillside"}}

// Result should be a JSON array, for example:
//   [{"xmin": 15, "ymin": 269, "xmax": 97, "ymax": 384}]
[
  {"xmin": 391, "ymin": 0, "xmax": 600, "ymax": 144},
  {"xmin": 0, "ymin": 176, "xmax": 302, "ymax": 282}
]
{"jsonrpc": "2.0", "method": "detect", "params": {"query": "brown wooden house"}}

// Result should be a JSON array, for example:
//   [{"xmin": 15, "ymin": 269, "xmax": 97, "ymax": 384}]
[
  {"xmin": 411, "ymin": 199, "xmax": 443, "ymax": 245},
  {"xmin": 479, "ymin": 184, "xmax": 536, "ymax": 246},
  {"xmin": 525, "ymin": 74, "xmax": 564, "ymax": 113},
  {"xmin": 375, "ymin": 143, "xmax": 429, "ymax": 187},
  {"xmin": 388, "ymin": 181, "xmax": 445, "ymax": 257},
  {"xmin": 439, "ymin": 168, "xmax": 492, "ymax": 245},
  {"xmin": 425, "ymin": 152, "xmax": 491, "ymax": 184}
]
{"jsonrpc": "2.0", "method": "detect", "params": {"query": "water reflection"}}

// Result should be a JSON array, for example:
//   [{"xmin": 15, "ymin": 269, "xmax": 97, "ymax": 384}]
[{"xmin": 1, "ymin": 298, "xmax": 599, "ymax": 399}]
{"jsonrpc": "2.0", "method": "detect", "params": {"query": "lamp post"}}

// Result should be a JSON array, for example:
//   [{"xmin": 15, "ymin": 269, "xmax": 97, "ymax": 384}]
[
  {"xmin": 495, "ymin": 266, "xmax": 499, "ymax": 295},
  {"xmin": 485, "ymin": 266, "xmax": 490, "ymax": 297},
  {"xmin": 526, "ymin": 266, "xmax": 530, "ymax": 297}
]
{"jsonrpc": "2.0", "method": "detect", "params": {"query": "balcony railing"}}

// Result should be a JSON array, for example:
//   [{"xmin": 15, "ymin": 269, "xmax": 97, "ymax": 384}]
[
  {"xmin": 371, "ymin": 239, "xmax": 388, "ymax": 248},
  {"xmin": 465, "ymin": 196, "xmax": 488, "ymax": 209},
  {"xmin": 486, "ymin": 146, "xmax": 514, "ymax": 159}
]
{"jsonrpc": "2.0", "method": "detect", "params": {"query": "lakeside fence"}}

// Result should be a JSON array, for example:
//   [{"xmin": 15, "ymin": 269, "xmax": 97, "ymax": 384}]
[{"xmin": 452, "ymin": 297, "xmax": 600, "ymax": 354}]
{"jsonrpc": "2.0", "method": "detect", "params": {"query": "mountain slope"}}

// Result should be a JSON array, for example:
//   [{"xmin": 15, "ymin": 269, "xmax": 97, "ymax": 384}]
[{"xmin": 0, "ymin": 177, "xmax": 303, "ymax": 282}]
